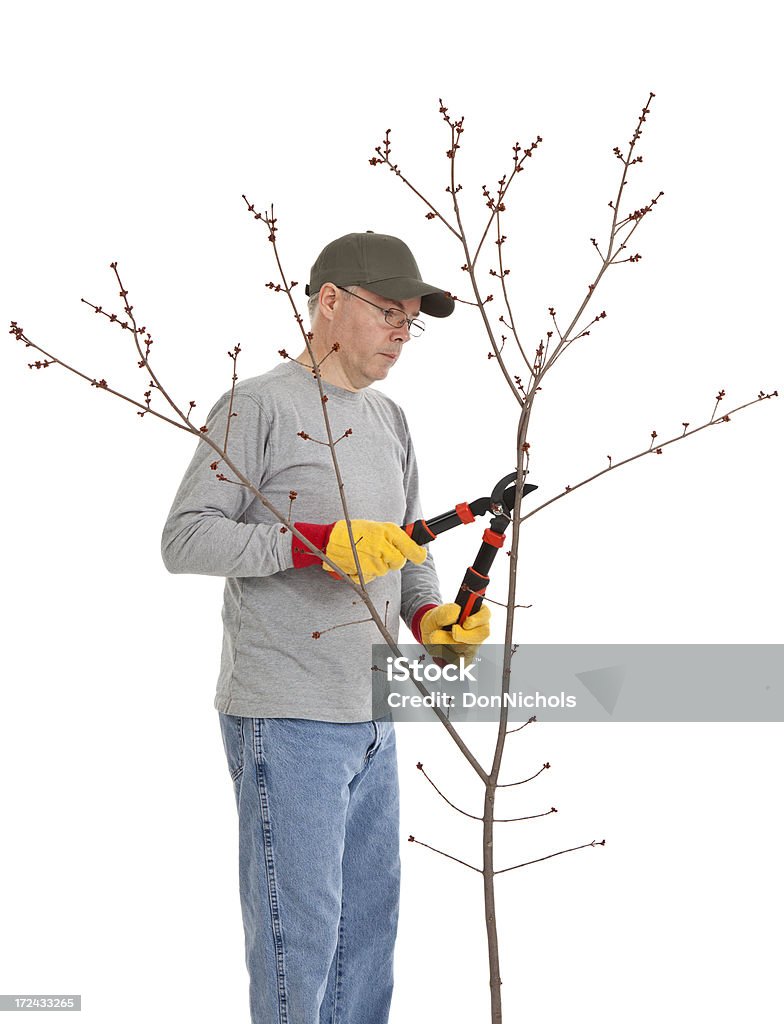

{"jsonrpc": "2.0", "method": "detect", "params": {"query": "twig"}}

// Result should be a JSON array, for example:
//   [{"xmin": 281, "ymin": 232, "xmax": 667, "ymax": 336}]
[
  {"xmin": 493, "ymin": 208, "xmax": 533, "ymax": 374},
  {"xmin": 407, "ymin": 835, "xmax": 482, "ymax": 874},
  {"xmin": 496, "ymin": 762, "xmax": 551, "ymax": 788},
  {"xmin": 369, "ymin": 128, "xmax": 461, "ymax": 240},
  {"xmin": 520, "ymin": 391, "xmax": 778, "ymax": 526},
  {"xmin": 223, "ymin": 343, "xmax": 241, "ymax": 453},
  {"xmin": 416, "ymin": 761, "xmax": 480, "ymax": 820},
  {"xmin": 416, "ymin": 763, "xmax": 558, "ymax": 823},
  {"xmin": 506, "ymin": 715, "xmax": 536, "ymax": 736},
  {"xmin": 495, "ymin": 839, "xmax": 606, "ymax": 876}
]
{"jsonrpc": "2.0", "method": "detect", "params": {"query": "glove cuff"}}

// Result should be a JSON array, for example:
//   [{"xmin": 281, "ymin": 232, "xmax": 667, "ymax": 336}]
[
  {"xmin": 292, "ymin": 522, "xmax": 335, "ymax": 568},
  {"xmin": 411, "ymin": 603, "xmax": 439, "ymax": 644}
]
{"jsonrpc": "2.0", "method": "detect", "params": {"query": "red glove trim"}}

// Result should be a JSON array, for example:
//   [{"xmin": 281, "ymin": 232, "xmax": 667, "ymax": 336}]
[
  {"xmin": 411, "ymin": 603, "xmax": 439, "ymax": 645},
  {"xmin": 292, "ymin": 522, "xmax": 335, "ymax": 568}
]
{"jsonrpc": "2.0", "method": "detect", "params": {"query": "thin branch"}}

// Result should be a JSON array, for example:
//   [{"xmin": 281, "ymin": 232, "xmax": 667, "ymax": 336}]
[
  {"xmin": 472, "ymin": 135, "xmax": 542, "ymax": 271},
  {"xmin": 475, "ymin": 592, "xmax": 532, "ymax": 612},
  {"xmin": 493, "ymin": 209, "xmax": 533, "ymax": 374},
  {"xmin": 407, "ymin": 835, "xmax": 483, "ymax": 874},
  {"xmin": 542, "ymin": 97, "xmax": 661, "ymax": 377},
  {"xmin": 496, "ymin": 762, "xmax": 551, "ymax": 788},
  {"xmin": 416, "ymin": 760, "xmax": 559, "ymax": 824},
  {"xmin": 440, "ymin": 100, "xmax": 526, "ymax": 408},
  {"xmin": 506, "ymin": 715, "xmax": 537, "ymax": 736},
  {"xmin": 311, "ymin": 616, "xmax": 374, "ymax": 639},
  {"xmin": 111, "ymin": 262, "xmax": 198, "ymax": 436},
  {"xmin": 493, "ymin": 808, "xmax": 557, "ymax": 824},
  {"xmin": 10, "ymin": 327, "xmax": 368, "ymax": 587},
  {"xmin": 312, "ymin": 598, "xmax": 389, "ymax": 639},
  {"xmin": 368, "ymin": 128, "xmax": 461, "ymax": 239},
  {"xmin": 14, "ymin": 325, "xmax": 192, "ymax": 434},
  {"xmin": 223, "ymin": 343, "xmax": 241, "ymax": 453},
  {"xmin": 296, "ymin": 427, "xmax": 353, "ymax": 446},
  {"xmin": 416, "ymin": 761, "xmax": 480, "ymax": 820},
  {"xmin": 495, "ymin": 839, "xmax": 606, "ymax": 876},
  {"xmin": 520, "ymin": 391, "xmax": 778, "ymax": 526}
]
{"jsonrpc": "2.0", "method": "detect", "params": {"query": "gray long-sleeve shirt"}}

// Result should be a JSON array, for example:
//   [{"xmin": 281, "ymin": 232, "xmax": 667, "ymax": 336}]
[{"xmin": 161, "ymin": 358, "xmax": 442, "ymax": 722}]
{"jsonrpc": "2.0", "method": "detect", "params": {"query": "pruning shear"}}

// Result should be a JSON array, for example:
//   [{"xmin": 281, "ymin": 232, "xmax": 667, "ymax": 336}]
[{"xmin": 402, "ymin": 471, "xmax": 537, "ymax": 628}]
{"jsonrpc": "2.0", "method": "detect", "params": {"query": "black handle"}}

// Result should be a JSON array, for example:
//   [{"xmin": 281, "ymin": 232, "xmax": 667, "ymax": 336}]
[{"xmin": 402, "ymin": 476, "xmax": 538, "ymax": 632}]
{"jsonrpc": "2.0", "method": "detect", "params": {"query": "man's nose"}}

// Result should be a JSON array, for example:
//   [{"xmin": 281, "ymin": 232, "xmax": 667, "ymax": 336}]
[{"xmin": 392, "ymin": 323, "xmax": 411, "ymax": 344}]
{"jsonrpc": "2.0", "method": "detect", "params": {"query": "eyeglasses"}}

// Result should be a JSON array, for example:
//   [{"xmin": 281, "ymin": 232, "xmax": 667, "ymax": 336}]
[{"xmin": 337, "ymin": 286, "xmax": 426, "ymax": 338}]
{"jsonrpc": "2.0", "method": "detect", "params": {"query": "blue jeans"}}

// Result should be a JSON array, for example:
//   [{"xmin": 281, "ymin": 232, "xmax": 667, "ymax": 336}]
[{"xmin": 218, "ymin": 714, "xmax": 401, "ymax": 1024}]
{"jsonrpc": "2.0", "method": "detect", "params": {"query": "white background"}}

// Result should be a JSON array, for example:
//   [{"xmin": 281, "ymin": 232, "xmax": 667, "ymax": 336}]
[{"xmin": 1, "ymin": 1, "xmax": 781, "ymax": 1021}]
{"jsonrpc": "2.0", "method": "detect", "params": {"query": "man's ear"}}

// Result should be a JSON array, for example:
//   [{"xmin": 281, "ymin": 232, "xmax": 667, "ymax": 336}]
[{"xmin": 319, "ymin": 283, "xmax": 340, "ymax": 321}]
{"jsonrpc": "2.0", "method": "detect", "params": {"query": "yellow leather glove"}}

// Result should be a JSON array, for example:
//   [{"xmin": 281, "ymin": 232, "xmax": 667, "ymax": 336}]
[
  {"xmin": 323, "ymin": 520, "xmax": 427, "ymax": 584},
  {"xmin": 420, "ymin": 602, "xmax": 491, "ymax": 667}
]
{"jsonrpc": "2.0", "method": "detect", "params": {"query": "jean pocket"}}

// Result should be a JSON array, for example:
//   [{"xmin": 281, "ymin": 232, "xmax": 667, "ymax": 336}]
[{"xmin": 219, "ymin": 712, "xmax": 245, "ymax": 783}]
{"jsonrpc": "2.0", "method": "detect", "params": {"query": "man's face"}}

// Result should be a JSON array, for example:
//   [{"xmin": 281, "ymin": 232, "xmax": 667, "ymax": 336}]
[{"xmin": 328, "ymin": 285, "xmax": 421, "ymax": 390}]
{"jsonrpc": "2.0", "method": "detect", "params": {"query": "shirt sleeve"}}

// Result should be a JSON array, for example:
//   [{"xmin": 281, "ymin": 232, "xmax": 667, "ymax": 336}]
[
  {"xmin": 160, "ymin": 391, "xmax": 297, "ymax": 578},
  {"xmin": 397, "ymin": 407, "xmax": 443, "ymax": 629}
]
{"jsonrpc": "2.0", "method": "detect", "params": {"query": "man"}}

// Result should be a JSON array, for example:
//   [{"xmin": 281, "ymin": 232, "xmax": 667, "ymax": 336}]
[{"xmin": 161, "ymin": 230, "xmax": 490, "ymax": 1024}]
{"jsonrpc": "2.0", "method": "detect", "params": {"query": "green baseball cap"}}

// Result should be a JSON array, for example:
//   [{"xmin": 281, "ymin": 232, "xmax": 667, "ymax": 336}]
[{"xmin": 305, "ymin": 230, "xmax": 455, "ymax": 318}]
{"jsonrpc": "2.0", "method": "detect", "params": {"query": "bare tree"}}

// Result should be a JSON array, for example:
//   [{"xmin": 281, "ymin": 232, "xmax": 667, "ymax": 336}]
[
  {"xmin": 8, "ymin": 93, "xmax": 776, "ymax": 1023},
  {"xmin": 362, "ymin": 92, "xmax": 777, "ymax": 1021}
]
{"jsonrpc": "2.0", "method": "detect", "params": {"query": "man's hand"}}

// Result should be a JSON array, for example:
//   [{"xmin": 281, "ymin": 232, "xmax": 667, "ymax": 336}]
[
  {"xmin": 420, "ymin": 602, "xmax": 491, "ymax": 667},
  {"xmin": 323, "ymin": 519, "xmax": 427, "ymax": 584}
]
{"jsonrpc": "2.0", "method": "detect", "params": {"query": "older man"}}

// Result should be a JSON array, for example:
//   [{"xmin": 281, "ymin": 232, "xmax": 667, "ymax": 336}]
[{"xmin": 161, "ymin": 230, "xmax": 490, "ymax": 1024}]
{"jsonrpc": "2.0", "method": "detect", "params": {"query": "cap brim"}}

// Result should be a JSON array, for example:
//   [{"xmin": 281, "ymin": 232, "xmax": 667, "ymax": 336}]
[{"xmin": 363, "ymin": 277, "xmax": 455, "ymax": 318}]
